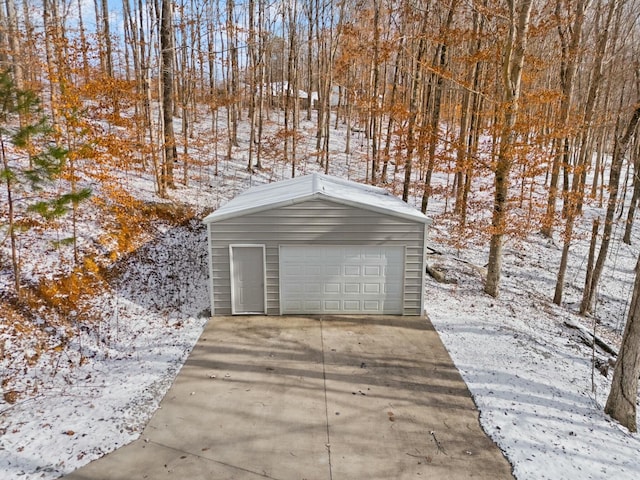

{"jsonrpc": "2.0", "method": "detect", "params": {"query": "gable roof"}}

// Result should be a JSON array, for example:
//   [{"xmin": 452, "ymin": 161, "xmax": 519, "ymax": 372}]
[{"xmin": 203, "ymin": 173, "xmax": 431, "ymax": 224}]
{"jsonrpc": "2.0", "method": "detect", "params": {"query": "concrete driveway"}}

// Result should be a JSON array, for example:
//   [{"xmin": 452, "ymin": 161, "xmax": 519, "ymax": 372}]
[{"xmin": 65, "ymin": 315, "xmax": 513, "ymax": 479}]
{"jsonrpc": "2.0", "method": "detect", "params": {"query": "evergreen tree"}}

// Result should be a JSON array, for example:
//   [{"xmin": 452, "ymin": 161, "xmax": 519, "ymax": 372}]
[{"xmin": 0, "ymin": 70, "xmax": 90, "ymax": 297}]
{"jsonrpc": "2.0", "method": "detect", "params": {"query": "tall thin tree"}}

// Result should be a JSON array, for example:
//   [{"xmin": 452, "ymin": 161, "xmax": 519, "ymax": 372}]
[
  {"xmin": 485, "ymin": 0, "xmax": 534, "ymax": 297},
  {"xmin": 159, "ymin": 0, "xmax": 176, "ymax": 195}
]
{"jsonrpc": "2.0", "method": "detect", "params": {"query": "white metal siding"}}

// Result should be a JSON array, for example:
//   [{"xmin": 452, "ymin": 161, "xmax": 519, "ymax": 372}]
[{"xmin": 208, "ymin": 199, "xmax": 425, "ymax": 315}]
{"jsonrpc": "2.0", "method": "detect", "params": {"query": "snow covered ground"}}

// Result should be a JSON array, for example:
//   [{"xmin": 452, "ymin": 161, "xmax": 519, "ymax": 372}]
[
  {"xmin": 426, "ymin": 247, "xmax": 640, "ymax": 479},
  {"xmin": 1, "ymin": 111, "xmax": 640, "ymax": 479},
  {"xmin": 0, "ymin": 220, "xmax": 210, "ymax": 477}
]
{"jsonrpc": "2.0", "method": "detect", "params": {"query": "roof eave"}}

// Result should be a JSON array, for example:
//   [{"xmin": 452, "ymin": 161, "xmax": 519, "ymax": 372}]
[
  {"xmin": 323, "ymin": 194, "xmax": 431, "ymax": 224},
  {"xmin": 202, "ymin": 193, "xmax": 318, "ymax": 224},
  {"xmin": 203, "ymin": 191, "xmax": 431, "ymax": 225}
]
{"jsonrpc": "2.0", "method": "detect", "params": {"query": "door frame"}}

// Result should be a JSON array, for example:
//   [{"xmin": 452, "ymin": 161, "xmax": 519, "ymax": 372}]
[{"xmin": 229, "ymin": 244, "xmax": 267, "ymax": 315}]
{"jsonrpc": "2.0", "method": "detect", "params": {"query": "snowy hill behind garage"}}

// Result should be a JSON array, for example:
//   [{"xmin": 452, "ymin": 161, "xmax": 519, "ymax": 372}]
[{"xmin": 1, "ymin": 117, "xmax": 640, "ymax": 479}]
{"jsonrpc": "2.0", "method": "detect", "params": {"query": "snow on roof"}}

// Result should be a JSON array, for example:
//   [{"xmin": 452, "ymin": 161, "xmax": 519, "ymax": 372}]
[{"xmin": 203, "ymin": 173, "xmax": 431, "ymax": 224}]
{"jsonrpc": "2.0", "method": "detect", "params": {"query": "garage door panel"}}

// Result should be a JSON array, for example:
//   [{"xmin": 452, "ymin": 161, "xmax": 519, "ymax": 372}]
[
  {"xmin": 344, "ymin": 265, "xmax": 361, "ymax": 276},
  {"xmin": 344, "ymin": 283, "xmax": 361, "ymax": 294},
  {"xmin": 363, "ymin": 283, "xmax": 380, "ymax": 294},
  {"xmin": 363, "ymin": 300, "xmax": 381, "ymax": 311},
  {"xmin": 324, "ymin": 300, "xmax": 341, "ymax": 310},
  {"xmin": 280, "ymin": 246, "xmax": 404, "ymax": 314},
  {"xmin": 343, "ymin": 300, "xmax": 361, "ymax": 310},
  {"xmin": 363, "ymin": 265, "xmax": 381, "ymax": 276}
]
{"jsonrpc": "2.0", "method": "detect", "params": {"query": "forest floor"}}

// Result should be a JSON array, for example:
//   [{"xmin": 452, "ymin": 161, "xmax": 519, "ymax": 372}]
[{"xmin": 1, "ymin": 111, "xmax": 639, "ymax": 479}]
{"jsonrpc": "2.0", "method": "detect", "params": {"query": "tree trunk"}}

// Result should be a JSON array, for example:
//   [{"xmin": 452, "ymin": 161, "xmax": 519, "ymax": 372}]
[
  {"xmin": 248, "ymin": 0, "xmax": 257, "ymax": 172},
  {"xmin": 19, "ymin": 0, "xmax": 35, "ymax": 86},
  {"xmin": 623, "ymin": 139, "xmax": 640, "ymax": 244},
  {"xmin": 305, "ymin": 1, "xmax": 314, "ymax": 122},
  {"xmin": 542, "ymin": 0, "xmax": 586, "ymax": 237},
  {"xmin": 370, "ymin": 0, "xmax": 380, "ymax": 184},
  {"xmin": 319, "ymin": 0, "xmax": 345, "ymax": 174},
  {"xmin": 575, "ymin": 0, "xmax": 616, "ymax": 215},
  {"xmin": 226, "ymin": 0, "xmax": 239, "ymax": 147},
  {"xmin": 0, "ymin": 134, "xmax": 20, "ymax": 297},
  {"xmin": 605, "ymin": 255, "xmax": 640, "ymax": 432},
  {"xmin": 485, "ymin": 0, "xmax": 533, "ymax": 297},
  {"xmin": 160, "ymin": 0, "xmax": 176, "ymax": 192},
  {"xmin": 178, "ymin": 0, "xmax": 191, "ymax": 185},
  {"xmin": 402, "ymin": 11, "xmax": 429, "ymax": 203},
  {"xmin": 43, "ymin": 0, "xmax": 60, "ymax": 126},
  {"xmin": 381, "ymin": 35, "xmax": 403, "ymax": 184},
  {"xmin": 549, "ymin": 0, "xmax": 590, "ymax": 304},
  {"xmin": 592, "ymin": 123, "xmax": 610, "ymax": 204},
  {"xmin": 421, "ymin": 0, "xmax": 458, "ymax": 213},
  {"xmin": 5, "ymin": 0, "xmax": 23, "ymax": 90},
  {"xmin": 287, "ymin": 0, "xmax": 298, "ymax": 174},
  {"xmin": 460, "ymin": 48, "xmax": 485, "ymax": 226},
  {"xmin": 579, "ymin": 218, "xmax": 600, "ymax": 311},
  {"xmin": 256, "ymin": 0, "xmax": 266, "ymax": 171},
  {"xmin": 0, "ymin": 3, "xmax": 8, "ymax": 69},
  {"xmin": 101, "ymin": 0, "xmax": 114, "ymax": 78},
  {"xmin": 455, "ymin": 85, "xmax": 473, "ymax": 216},
  {"xmin": 582, "ymin": 104, "xmax": 640, "ymax": 314},
  {"xmin": 123, "ymin": 0, "xmax": 139, "ymax": 102}
]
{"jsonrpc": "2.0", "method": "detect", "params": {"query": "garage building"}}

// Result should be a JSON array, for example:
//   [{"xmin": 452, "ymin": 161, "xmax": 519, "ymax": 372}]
[{"xmin": 204, "ymin": 173, "xmax": 430, "ymax": 316}]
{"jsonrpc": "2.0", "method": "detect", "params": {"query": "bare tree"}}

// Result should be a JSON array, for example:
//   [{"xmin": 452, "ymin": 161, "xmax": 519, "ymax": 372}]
[
  {"xmin": 402, "ymin": 5, "xmax": 430, "ymax": 202},
  {"xmin": 247, "ymin": 0, "xmax": 258, "ymax": 172},
  {"xmin": 542, "ymin": 0, "xmax": 587, "ymax": 239},
  {"xmin": 606, "ymin": 252, "xmax": 640, "ymax": 432},
  {"xmin": 623, "ymin": 134, "xmax": 640, "ymax": 244},
  {"xmin": 3, "ymin": 0, "xmax": 23, "ymax": 89},
  {"xmin": 285, "ymin": 0, "xmax": 300, "ymax": 176},
  {"xmin": 381, "ymin": 34, "xmax": 403, "ymax": 184},
  {"xmin": 582, "ymin": 102, "xmax": 640, "ymax": 313},
  {"xmin": 421, "ymin": 0, "xmax": 458, "ymax": 213},
  {"xmin": 485, "ymin": 0, "xmax": 534, "ymax": 297},
  {"xmin": 159, "ymin": 0, "xmax": 176, "ymax": 195},
  {"xmin": 454, "ymin": 0, "xmax": 486, "ymax": 225},
  {"xmin": 101, "ymin": 0, "xmax": 114, "ymax": 78},
  {"xmin": 370, "ymin": 0, "xmax": 381, "ymax": 183},
  {"xmin": 226, "ymin": 0, "xmax": 239, "ymax": 151},
  {"xmin": 550, "ymin": 0, "xmax": 588, "ymax": 304},
  {"xmin": 315, "ymin": 0, "xmax": 346, "ymax": 173}
]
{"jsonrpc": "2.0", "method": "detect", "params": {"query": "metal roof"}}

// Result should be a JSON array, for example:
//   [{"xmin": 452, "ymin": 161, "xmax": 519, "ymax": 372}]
[{"xmin": 203, "ymin": 173, "xmax": 431, "ymax": 224}]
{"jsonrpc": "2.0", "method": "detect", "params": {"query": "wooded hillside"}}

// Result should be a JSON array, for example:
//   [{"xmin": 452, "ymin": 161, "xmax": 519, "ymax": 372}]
[{"xmin": 1, "ymin": 0, "xmax": 640, "ymax": 409}]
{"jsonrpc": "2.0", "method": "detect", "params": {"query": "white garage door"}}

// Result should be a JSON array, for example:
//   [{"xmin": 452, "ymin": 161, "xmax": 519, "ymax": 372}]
[{"xmin": 279, "ymin": 246, "xmax": 404, "ymax": 314}]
